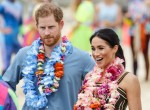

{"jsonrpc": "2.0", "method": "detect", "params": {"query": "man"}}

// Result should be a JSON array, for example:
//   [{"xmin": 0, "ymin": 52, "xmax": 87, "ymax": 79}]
[
  {"xmin": 0, "ymin": 74, "xmax": 19, "ymax": 110},
  {"xmin": 0, "ymin": 0, "xmax": 23, "ymax": 74},
  {"xmin": 2, "ymin": 2, "xmax": 95, "ymax": 110}
]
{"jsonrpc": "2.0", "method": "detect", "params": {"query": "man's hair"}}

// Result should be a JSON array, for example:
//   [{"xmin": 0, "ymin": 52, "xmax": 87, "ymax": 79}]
[{"xmin": 34, "ymin": 2, "xmax": 63, "ymax": 25}]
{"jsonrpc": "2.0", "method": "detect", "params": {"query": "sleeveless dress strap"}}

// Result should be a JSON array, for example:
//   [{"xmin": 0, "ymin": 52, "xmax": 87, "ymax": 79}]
[{"xmin": 117, "ymin": 72, "xmax": 129, "ymax": 84}]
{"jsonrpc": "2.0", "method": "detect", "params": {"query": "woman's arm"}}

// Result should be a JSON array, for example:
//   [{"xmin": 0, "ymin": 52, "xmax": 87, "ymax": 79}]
[{"xmin": 125, "ymin": 73, "xmax": 142, "ymax": 110}]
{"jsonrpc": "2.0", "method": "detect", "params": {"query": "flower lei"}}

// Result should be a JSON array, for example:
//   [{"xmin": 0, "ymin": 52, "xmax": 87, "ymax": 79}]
[
  {"xmin": 74, "ymin": 57, "xmax": 124, "ymax": 110},
  {"xmin": 22, "ymin": 36, "xmax": 71, "ymax": 108}
]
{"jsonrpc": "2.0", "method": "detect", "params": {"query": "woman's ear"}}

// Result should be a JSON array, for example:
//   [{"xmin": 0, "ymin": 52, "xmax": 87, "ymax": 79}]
[{"xmin": 113, "ymin": 45, "xmax": 119, "ymax": 54}]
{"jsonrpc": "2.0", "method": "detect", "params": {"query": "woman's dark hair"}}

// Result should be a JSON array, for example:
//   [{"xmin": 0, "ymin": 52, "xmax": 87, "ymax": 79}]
[{"xmin": 90, "ymin": 28, "xmax": 126, "ymax": 67}]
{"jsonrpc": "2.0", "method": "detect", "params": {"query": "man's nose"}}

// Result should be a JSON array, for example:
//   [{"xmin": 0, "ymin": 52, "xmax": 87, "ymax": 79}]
[{"xmin": 44, "ymin": 28, "xmax": 50, "ymax": 35}]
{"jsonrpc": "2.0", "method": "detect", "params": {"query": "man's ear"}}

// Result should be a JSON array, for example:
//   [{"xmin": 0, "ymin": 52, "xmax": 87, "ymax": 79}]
[
  {"xmin": 36, "ymin": 22, "xmax": 38, "ymax": 28},
  {"xmin": 59, "ymin": 20, "xmax": 64, "ymax": 29}
]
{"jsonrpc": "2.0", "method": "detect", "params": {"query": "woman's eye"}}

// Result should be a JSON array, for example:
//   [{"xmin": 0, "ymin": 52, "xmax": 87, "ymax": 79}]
[
  {"xmin": 91, "ymin": 47, "xmax": 95, "ymax": 51},
  {"xmin": 98, "ymin": 46, "xmax": 105, "ymax": 50}
]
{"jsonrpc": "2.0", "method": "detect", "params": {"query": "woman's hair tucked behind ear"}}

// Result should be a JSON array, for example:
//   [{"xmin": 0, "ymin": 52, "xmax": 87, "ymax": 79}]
[{"xmin": 90, "ymin": 28, "xmax": 126, "ymax": 67}]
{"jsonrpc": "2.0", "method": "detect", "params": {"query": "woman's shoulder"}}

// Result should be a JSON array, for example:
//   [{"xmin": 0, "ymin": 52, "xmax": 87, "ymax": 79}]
[
  {"xmin": 121, "ymin": 72, "xmax": 140, "ymax": 91},
  {"xmin": 123, "ymin": 72, "xmax": 139, "ymax": 83}
]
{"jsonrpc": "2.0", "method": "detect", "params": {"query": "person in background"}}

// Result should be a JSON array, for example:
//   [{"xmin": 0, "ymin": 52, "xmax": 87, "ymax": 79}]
[
  {"xmin": 141, "ymin": 0, "xmax": 150, "ymax": 81},
  {"xmin": 94, "ymin": 0, "xmax": 122, "ymax": 30},
  {"xmin": 128, "ymin": 0, "xmax": 150, "ymax": 81},
  {"xmin": 2, "ymin": 2, "xmax": 95, "ymax": 109},
  {"xmin": 21, "ymin": 0, "xmax": 52, "ymax": 47},
  {"xmin": 0, "ymin": 15, "xmax": 6, "ymax": 73},
  {"xmin": 70, "ymin": 0, "xmax": 95, "ymax": 52},
  {"xmin": 0, "ymin": 74, "xmax": 19, "ymax": 110},
  {"xmin": 128, "ymin": 0, "xmax": 142, "ymax": 76},
  {"xmin": 74, "ymin": 28, "xmax": 142, "ymax": 110},
  {"xmin": 0, "ymin": 0, "xmax": 23, "ymax": 74}
]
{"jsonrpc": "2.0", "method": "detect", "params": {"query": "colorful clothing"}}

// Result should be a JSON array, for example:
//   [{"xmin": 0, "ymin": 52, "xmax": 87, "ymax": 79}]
[
  {"xmin": 128, "ymin": 0, "xmax": 145, "ymax": 36},
  {"xmin": 21, "ymin": 17, "xmax": 39, "ymax": 47},
  {"xmin": 128, "ymin": 0, "xmax": 149, "ymax": 51},
  {"xmin": 96, "ymin": 1, "xmax": 119, "ymax": 29},
  {"xmin": 0, "ymin": 76, "xmax": 18, "ymax": 110},
  {"xmin": 0, "ymin": 15, "xmax": 6, "ymax": 71},
  {"xmin": 0, "ymin": 0, "xmax": 23, "ymax": 72},
  {"xmin": 2, "ymin": 39, "xmax": 95, "ymax": 110},
  {"xmin": 74, "ymin": 57, "xmax": 127, "ymax": 110},
  {"xmin": 115, "ymin": 72, "xmax": 129, "ymax": 110},
  {"xmin": 70, "ymin": 1, "xmax": 95, "ymax": 52}
]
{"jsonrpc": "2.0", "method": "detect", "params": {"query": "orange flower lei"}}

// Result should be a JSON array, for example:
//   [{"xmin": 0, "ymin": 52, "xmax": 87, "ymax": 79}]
[{"xmin": 22, "ymin": 36, "xmax": 71, "ymax": 108}]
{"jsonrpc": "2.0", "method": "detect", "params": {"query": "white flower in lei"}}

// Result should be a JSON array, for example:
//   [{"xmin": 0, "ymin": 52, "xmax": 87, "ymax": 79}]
[
  {"xmin": 22, "ymin": 36, "xmax": 72, "ymax": 108},
  {"xmin": 74, "ymin": 57, "xmax": 124, "ymax": 110}
]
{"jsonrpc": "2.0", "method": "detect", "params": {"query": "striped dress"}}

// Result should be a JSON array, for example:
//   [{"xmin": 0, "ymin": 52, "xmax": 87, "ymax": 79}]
[
  {"xmin": 115, "ymin": 72, "xmax": 129, "ymax": 110},
  {"xmin": 0, "ymin": 76, "xmax": 18, "ymax": 110}
]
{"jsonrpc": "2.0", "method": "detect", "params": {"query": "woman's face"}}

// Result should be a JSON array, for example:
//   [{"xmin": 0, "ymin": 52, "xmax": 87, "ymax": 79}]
[{"xmin": 91, "ymin": 36, "xmax": 118, "ymax": 69}]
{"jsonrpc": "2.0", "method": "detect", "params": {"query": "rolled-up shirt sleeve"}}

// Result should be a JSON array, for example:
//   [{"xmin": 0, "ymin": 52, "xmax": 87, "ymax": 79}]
[{"xmin": 2, "ymin": 47, "xmax": 29, "ymax": 91}]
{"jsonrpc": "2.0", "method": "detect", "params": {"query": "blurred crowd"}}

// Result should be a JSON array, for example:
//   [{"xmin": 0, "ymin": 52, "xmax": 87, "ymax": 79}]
[{"xmin": 0, "ymin": 0, "xmax": 149, "ymax": 81}]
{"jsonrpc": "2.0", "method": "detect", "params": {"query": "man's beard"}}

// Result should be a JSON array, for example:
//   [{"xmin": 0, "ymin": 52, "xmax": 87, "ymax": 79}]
[
  {"xmin": 43, "ymin": 35, "xmax": 54, "ymax": 39},
  {"xmin": 41, "ymin": 33, "xmax": 61, "ymax": 47}
]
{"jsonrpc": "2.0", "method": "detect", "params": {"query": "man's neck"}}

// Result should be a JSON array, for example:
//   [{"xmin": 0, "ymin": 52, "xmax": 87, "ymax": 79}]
[
  {"xmin": 44, "ymin": 45, "xmax": 54, "ymax": 58},
  {"xmin": 44, "ymin": 38, "xmax": 62, "ymax": 58}
]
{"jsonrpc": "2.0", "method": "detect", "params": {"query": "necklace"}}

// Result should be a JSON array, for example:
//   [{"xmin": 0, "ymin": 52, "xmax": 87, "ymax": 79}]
[
  {"xmin": 22, "ymin": 36, "xmax": 71, "ymax": 108},
  {"xmin": 74, "ymin": 57, "xmax": 124, "ymax": 110}
]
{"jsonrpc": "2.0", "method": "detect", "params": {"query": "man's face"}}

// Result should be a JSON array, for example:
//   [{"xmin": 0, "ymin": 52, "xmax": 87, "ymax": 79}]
[{"xmin": 37, "ymin": 14, "xmax": 64, "ymax": 47}]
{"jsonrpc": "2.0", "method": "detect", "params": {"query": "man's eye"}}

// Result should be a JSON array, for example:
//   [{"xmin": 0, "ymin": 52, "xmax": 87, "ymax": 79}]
[
  {"xmin": 48, "ymin": 26, "xmax": 54, "ymax": 29},
  {"xmin": 99, "ymin": 47, "xmax": 104, "ymax": 50},
  {"xmin": 40, "ymin": 27, "xmax": 45, "ymax": 29}
]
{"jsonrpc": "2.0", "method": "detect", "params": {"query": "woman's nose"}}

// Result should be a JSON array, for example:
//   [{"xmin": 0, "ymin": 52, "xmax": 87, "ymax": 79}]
[{"xmin": 92, "ymin": 50, "xmax": 100, "ymax": 56}]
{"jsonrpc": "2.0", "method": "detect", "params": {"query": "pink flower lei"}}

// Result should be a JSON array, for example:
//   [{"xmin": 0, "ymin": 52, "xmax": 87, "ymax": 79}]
[{"xmin": 74, "ymin": 57, "xmax": 125, "ymax": 110}]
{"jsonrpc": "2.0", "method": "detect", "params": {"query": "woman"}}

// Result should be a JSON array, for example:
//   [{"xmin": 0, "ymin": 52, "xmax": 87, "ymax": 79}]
[
  {"xmin": 128, "ymin": 0, "xmax": 144, "ymax": 77},
  {"xmin": 94, "ymin": 0, "xmax": 122, "ymax": 30},
  {"xmin": 70, "ymin": 0, "xmax": 95, "ymax": 51},
  {"xmin": 74, "ymin": 28, "xmax": 142, "ymax": 110},
  {"xmin": 128, "ymin": 0, "xmax": 149, "ymax": 81}
]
